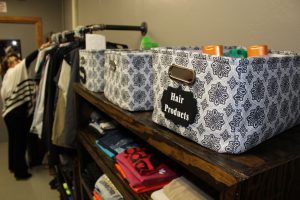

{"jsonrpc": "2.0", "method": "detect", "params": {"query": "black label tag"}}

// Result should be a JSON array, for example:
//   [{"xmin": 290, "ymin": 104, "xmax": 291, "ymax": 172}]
[{"xmin": 161, "ymin": 86, "xmax": 198, "ymax": 127}]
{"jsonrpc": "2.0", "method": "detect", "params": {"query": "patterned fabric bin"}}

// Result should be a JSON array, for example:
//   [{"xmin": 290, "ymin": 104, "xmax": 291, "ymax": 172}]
[
  {"xmin": 79, "ymin": 49, "xmax": 105, "ymax": 92},
  {"xmin": 152, "ymin": 46, "xmax": 300, "ymax": 154},
  {"xmin": 104, "ymin": 49, "xmax": 153, "ymax": 111}
]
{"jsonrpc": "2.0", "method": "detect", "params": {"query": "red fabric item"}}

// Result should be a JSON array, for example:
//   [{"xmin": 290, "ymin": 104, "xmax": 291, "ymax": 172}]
[
  {"xmin": 93, "ymin": 191, "xmax": 102, "ymax": 200},
  {"xmin": 122, "ymin": 147, "xmax": 160, "ymax": 175},
  {"xmin": 116, "ymin": 148, "xmax": 178, "ymax": 187},
  {"xmin": 115, "ymin": 163, "xmax": 171, "ymax": 193},
  {"xmin": 115, "ymin": 163, "xmax": 126, "ymax": 179},
  {"xmin": 130, "ymin": 180, "xmax": 171, "ymax": 193}
]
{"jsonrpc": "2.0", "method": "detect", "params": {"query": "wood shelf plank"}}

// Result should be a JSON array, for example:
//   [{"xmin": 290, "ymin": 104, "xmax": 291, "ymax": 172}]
[{"xmin": 80, "ymin": 177, "xmax": 93, "ymax": 200}]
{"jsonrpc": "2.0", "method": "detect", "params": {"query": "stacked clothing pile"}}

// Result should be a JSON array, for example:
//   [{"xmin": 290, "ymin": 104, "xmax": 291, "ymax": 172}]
[
  {"xmin": 96, "ymin": 130, "xmax": 138, "ymax": 159},
  {"xmin": 91, "ymin": 112, "xmax": 178, "ymax": 194},
  {"xmin": 115, "ymin": 147, "xmax": 178, "ymax": 193}
]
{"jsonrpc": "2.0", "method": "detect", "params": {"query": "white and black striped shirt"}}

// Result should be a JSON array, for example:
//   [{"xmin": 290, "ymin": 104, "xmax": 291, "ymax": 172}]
[{"xmin": 1, "ymin": 60, "xmax": 36, "ymax": 117}]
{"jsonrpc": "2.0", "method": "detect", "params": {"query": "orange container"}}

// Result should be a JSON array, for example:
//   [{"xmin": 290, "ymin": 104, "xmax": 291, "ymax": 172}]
[
  {"xmin": 247, "ymin": 45, "xmax": 268, "ymax": 57},
  {"xmin": 202, "ymin": 45, "xmax": 223, "ymax": 56}
]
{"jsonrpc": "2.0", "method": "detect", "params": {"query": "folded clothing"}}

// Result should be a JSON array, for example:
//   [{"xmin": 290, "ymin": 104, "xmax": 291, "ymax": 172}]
[
  {"xmin": 88, "ymin": 121, "xmax": 118, "ymax": 135},
  {"xmin": 93, "ymin": 190, "xmax": 102, "ymax": 200},
  {"xmin": 88, "ymin": 121, "xmax": 103, "ymax": 135},
  {"xmin": 151, "ymin": 189, "xmax": 170, "ymax": 200},
  {"xmin": 116, "ymin": 147, "xmax": 178, "ymax": 187},
  {"xmin": 115, "ymin": 163, "xmax": 170, "ymax": 193},
  {"xmin": 99, "ymin": 121, "xmax": 117, "ymax": 130},
  {"xmin": 95, "ymin": 140, "xmax": 116, "ymax": 159},
  {"xmin": 163, "ymin": 176, "xmax": 213, "ymax": 200},
  {"xmin": 94, "ymin": 174, "xmax": 123, "ymax": 200},
  {"xmin": 97, "ymin": 131, "xmax": 138, "ymax": 156}
]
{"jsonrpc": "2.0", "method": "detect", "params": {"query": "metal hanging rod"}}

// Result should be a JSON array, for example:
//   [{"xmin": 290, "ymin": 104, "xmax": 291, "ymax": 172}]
[{"xmin": 86, "ymin": 22, "xmax": 148, "ymax": 36}]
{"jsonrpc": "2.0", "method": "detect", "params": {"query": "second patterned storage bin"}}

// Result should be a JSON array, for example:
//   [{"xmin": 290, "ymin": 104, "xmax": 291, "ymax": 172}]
[{"xmin": 104, "ymin": 49, "xmax": 153, "ymax": 111}]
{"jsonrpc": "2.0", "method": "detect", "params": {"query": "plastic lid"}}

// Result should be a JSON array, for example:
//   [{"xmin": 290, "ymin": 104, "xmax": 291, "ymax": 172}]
[
  {"xmin": 247, "ymin": 45, "xmax": 268, "ymax": 57},
  {"xmin": 229, "ymin": 48, "xmax": 248, "ymax": 58},
  {"xmin": 202, "ymin": 45, "xmax": 223, "ymax": 56}
]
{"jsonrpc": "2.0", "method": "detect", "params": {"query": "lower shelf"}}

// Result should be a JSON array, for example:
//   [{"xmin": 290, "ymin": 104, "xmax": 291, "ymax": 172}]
[{"xmin": 78, "ymin": 130, "xmax": 151, "ymax": 200}]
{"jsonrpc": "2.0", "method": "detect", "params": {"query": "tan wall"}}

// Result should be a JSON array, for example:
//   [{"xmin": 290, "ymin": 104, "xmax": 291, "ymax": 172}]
[
  {"xmin": 0, "ymin": 0, "xmax": 63, "ymax": 41},
  {"xmin": 62, "ymin": 0, "xmax": 74, "ymax": 31},
  {"xmin": 75, "ymin": 0, "xmax": 300, "ymax": 53}
]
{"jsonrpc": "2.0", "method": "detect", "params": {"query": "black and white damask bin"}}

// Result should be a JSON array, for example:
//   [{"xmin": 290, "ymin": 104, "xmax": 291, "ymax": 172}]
[
  {"xmin": 152, "ymin": 47, "xmax": 300, "ymax": 154},
  {"xmin": 79, "ymin": 50, "xmax": 105, "ymax": 92},
  {"xmin": 104, "ymin": 50, "xmax": 153, "ymax": 111}
]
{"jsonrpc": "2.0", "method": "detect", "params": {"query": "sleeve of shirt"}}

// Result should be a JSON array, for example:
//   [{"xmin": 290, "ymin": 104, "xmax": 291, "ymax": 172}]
[{"xmin": 25, "ymin": 50, "xmax": 39, "ymax": 68}]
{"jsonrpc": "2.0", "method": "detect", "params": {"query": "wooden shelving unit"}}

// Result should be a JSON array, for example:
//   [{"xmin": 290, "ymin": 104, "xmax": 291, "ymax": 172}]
[{"xmin": 74, "ymin": 83, "xmax": 300, "ymax": 200}]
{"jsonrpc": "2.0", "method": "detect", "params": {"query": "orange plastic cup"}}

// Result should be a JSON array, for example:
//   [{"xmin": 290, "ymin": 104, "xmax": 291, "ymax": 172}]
[
  {"xmin": 202, "ymin": 45, "xmax": 223, "ymax": 56},
  {"xmin": 247, "ymin": 45, "xmax": 268, "ymax": 57}
]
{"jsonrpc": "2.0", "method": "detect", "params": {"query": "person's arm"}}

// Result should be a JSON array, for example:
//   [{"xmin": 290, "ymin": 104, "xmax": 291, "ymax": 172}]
[{"xmin": 25, "ymin": 50, "xmax": 38, "ymax": 68}]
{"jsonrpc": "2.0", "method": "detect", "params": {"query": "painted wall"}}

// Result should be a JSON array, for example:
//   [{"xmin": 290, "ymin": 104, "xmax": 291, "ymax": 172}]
[
  {"xmin": 75, "ymin": 0, "xmax": 300, "ymax": 53},
  {"xmin": 0, "ymin": 0, "xmax": 63, "ymax": 43},
  {"xmin": 62, "ymin": 0, "xmax": 73, "ymax": 31}
]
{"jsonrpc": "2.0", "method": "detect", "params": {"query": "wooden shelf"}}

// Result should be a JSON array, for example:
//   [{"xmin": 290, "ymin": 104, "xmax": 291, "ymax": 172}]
[
  {"xmin": 78, "ymin": 130, "xmax": 151, "ymax": 200},
  {"xmin": 74, "ymin": 83, "xmax": 300, "ymax": 199}
]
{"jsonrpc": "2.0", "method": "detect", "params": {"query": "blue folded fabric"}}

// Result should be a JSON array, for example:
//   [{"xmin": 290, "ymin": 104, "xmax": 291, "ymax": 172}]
[
  {"xmin": 96, "ymin": 130, "xmax": 138, "ymax": 157},
  {"xmin": 95, "ymin": 140, "xmax": 116, "ymax": 159}
]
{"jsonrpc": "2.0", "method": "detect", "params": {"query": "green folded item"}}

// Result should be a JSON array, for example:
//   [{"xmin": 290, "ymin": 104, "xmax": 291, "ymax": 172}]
[{"xmin": 140, "ymin": 36, "xmax": 159, "ymax": 49}]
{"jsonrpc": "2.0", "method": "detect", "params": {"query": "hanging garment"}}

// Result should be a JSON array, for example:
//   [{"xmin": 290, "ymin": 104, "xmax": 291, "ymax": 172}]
[
  {"xmin": 63, "ymin": 46, "xmax": 82, "ymax": 147},
  {"xmin": 30, "ymin": 55, "xmax": 52, "ymax": 137},
  {"xmin": 52, "ymin": 60, "xmax": 71, "ymax": 147},
  {"xmin": 42, "ymin": 42, "xmax": 80, "ymax": 148}
]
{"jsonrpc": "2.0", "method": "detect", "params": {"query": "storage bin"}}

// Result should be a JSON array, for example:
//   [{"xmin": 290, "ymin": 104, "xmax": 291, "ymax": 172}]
[
  {"xmin": 79, "ymin": 49, "xmax": 105, "ymax": 92},
  {"xmin": 152, "ymin": 46, "xmax": 300, "ymax": 154},
  {"xmin": 104, "ymin": 49, "xmax": 153, "ymax": 111}
]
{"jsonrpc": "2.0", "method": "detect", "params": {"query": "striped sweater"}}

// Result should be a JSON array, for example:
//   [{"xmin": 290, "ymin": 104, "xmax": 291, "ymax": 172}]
[{"xmin": 1, "ymin": 60, "xmax": 36, "ymax": 117}]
